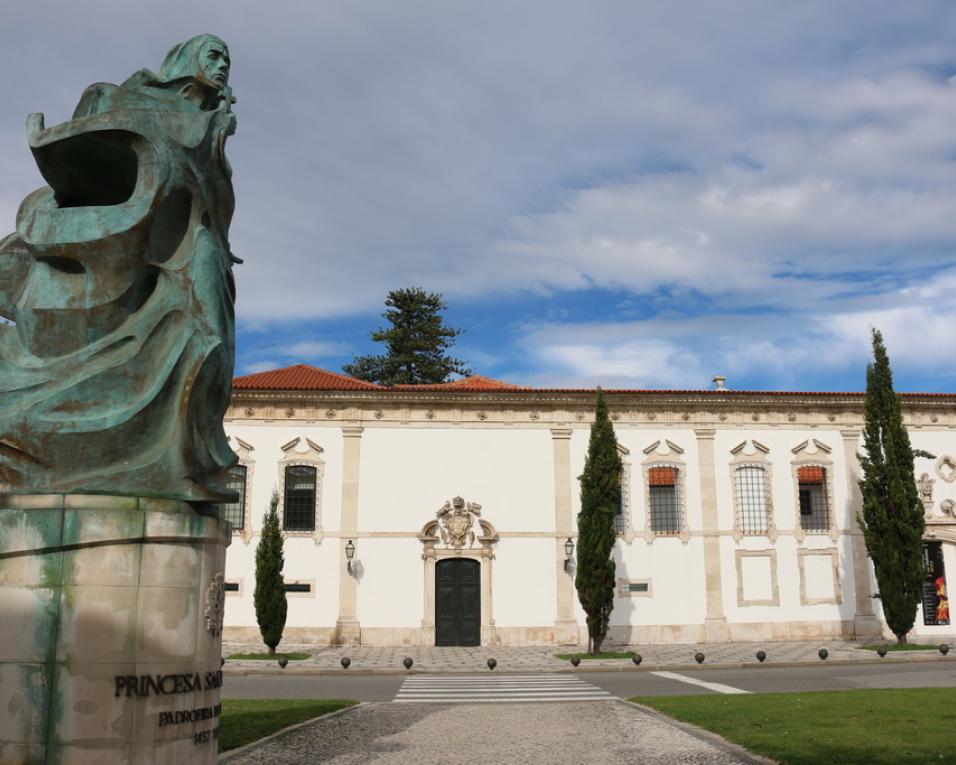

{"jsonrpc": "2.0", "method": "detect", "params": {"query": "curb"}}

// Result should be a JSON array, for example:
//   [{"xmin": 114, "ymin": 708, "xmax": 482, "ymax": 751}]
[
  {"xmin": 619, "ymin": 698, "xmax": 777, "ymax": 765},
  {"xmin": 217, "ymin": 701, "xmax": 366, "ymax": 763},
  {"xmin": 224, "ymin": 652, "xmax": 952, "ymax": 676}
]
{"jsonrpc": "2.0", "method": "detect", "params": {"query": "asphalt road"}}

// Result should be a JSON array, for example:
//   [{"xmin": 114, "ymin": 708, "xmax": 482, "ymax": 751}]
[{"xmin": 222, "ymin": 659, "xmax": 956, "ymax": 701}]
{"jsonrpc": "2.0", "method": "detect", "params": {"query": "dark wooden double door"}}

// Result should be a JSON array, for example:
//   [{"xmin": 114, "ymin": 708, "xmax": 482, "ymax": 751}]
[{"xmin": 435, "ymin": 558, "xmax": 480, "ymax": 646}]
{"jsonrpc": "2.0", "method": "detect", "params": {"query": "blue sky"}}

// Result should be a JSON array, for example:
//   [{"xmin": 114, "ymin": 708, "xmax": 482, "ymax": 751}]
[{"xmin": 3, "ymin": 1, "xmax": 956, "ymax": 391}]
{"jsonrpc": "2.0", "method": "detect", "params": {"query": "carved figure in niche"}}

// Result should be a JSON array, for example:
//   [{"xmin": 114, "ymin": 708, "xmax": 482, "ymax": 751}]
[
  {"xmin": 0, "ymin": 35, "xmax": 238, "ymax": 502},
  {"xmin": 918, "ymin": 473, "xmax": 935, "ymax": 508},
  {"xmin": 437, "ymin": 495, "xmax": 482, "ymax": 549}
]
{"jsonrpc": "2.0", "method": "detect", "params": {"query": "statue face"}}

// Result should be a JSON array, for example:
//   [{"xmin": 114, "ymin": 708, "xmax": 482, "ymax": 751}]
[{"xmin": 198, "ymin": 40, "xmax": 230, "ymax": 87}]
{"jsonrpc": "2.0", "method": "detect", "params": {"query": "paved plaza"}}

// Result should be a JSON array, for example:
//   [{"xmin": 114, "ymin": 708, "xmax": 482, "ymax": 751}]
[
  {"xmin": 223, "ymin": 638, "xmax": 951, "ymax": 674},
  {"xmin": 220, "ymin": 699, "xmax": 766, "ymax": 765}
]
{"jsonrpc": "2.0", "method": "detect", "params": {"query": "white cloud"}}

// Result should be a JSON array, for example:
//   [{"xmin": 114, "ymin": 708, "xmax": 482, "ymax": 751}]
[{"xmin": 2, "ymin": 1, "xmax": 956, "ymax": 390}]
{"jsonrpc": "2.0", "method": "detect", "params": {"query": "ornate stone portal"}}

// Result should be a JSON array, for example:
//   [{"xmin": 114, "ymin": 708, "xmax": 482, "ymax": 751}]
[
  {"xmin": 419, "ymin": 497, "xmax": 499, "ymax": 646},
  {"xmin": 0, "ymin": 35, "xmax": 236, "ymax": 764}
]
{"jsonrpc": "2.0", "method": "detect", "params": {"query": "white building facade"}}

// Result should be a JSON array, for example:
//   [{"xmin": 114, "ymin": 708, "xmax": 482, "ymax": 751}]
[{"xmin": 221, "ymin": 364, "xmax": 956, "ymax": 646}]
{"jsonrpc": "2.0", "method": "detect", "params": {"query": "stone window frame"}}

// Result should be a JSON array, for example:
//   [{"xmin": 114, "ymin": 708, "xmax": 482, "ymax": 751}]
[
  {"xmin": 617, "ymin": 578, "xmax": 652, "ymax": 598},
  {"xmin": 641, "ymin": 440, "xmax": 689, "ymax": 544},
  {"xmin": 614, "ymin": 444, "xmax": 636, "ymax": 543},
  {"xmin": 734, "ymin": 549, "xmax": 780, "ymax": 607},
  {"xmin": 227, "ymin": 437, "xmax": 255, "ymax": 545},
  {"xmin": 283, "ymin": 578, "xmax": 317, "ymax": 599},
  {"xmin": 791, "ymin": 439, "xmax": 838, "ymax": 542},
  {"xmin": 729, "ymin": 440, "xmax": 776, "ymax": 543},
  {"xmin": 797, "ymin": 547, "xmax": 843, "ymax": 605},
  {"xmin": 224, "ymin": 578, "xmax": 243, "ymax": 598},
  {"xmin": 277, "ymin": 437, "xmax": 325, "ymax": 545}
]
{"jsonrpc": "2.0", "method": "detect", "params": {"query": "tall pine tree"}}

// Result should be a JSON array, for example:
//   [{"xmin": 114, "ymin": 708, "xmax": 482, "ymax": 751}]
[
  {"xmin": 343, "ymin": 287, "xmax": 470, "ymax": 385},
  {"xmin": 576, "ymin": 389, "xmax": 622, "ymax": 654},
  {"xmin": 254, "ymin": 490, "xmax": 288, "ymax": 655},
  {"xmin": 858, "ymin": 329, "xmax": 926, "ymax": 644}
]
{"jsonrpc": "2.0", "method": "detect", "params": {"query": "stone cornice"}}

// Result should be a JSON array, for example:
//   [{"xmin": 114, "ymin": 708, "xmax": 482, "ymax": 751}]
[{"xmin": 228, "ymin": 388, "xmax": 956, "ymax": 426}]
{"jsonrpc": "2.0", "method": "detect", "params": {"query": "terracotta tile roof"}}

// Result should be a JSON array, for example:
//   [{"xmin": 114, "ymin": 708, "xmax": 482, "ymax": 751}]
[
  {"xmin": 231, "ymin": 364, "xmax": 956, "ymax": 399},
  {"xmin": 391, "ymin": 375, "xmax": 526, "ymax": 392},
  {"xmin": 232, "ymin": 364, "xmax": 384, "ymax": 391}
]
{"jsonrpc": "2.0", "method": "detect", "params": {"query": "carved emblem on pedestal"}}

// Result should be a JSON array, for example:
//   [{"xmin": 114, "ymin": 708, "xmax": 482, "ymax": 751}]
[
  {"xmin": 918, "ymin": 472, "xmax": 935, "ymax": 510},
  {"xmin": 205, "ymin": 572, "xmax": 226, "ymax": 636},
  {"xmin": 436, "ymin": 496, "xmax": 482, "ymax": 549}
]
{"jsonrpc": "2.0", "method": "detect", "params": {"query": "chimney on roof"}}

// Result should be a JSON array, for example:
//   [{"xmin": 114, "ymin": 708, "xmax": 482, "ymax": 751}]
[{"xmin": 712, "ymin": 375, "xmax": 727, "ymax": 391}]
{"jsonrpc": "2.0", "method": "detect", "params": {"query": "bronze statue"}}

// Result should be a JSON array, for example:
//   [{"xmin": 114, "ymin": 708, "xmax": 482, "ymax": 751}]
[{"xmin": 0, "ymin": 34, "xmax": 239, "ymax": 503}]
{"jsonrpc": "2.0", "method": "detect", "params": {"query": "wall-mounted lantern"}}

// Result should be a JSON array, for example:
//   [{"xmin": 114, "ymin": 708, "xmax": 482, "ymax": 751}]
[
  {"xmin": 345, "ymin": 539, "xmax": 356, "ymax": 575},
  {"xmin": 564, "ymin": 537, "xmax": 575, "ymax": 573}
]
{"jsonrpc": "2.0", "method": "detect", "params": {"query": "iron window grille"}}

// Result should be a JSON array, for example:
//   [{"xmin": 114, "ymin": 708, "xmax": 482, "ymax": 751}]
[
  {"xmin": 283, "ymin": 464, "xmax": 317, "ymax": 531},
  {"xmin": 735, "ymin": 465, "xmax": 769, "ymax": 534},
  {"xmin": 797, "ymin": 466, "xmax": 829, "ymax": 532},
  {"xmin": 648, "ymin": 466, "xmax": 681, "ymax": 534},
  {"xmin": 221, "ymin": 464, "xmax": 247, "ymax": 530}
]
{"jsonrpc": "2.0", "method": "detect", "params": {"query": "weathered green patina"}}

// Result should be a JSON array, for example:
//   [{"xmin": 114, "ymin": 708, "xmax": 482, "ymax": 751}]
[{"xmin": 0, "ymin": 34, "xmax": 239, "ymax": 503}]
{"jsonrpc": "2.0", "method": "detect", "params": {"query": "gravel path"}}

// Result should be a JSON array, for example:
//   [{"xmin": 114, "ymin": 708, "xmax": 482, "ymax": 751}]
[{"xmin": 221, "ymin": 700, "xmax": 758, "ymax": 764}]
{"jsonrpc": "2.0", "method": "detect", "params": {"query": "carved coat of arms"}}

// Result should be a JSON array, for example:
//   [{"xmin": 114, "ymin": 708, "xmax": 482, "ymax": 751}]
[
  {"xmin": 437, "ymin": 496, "xmax": 481, "ymax": 549},
  {"xmin": 204, "ymin": 572, "xmax": 226, "ymax": 636}
]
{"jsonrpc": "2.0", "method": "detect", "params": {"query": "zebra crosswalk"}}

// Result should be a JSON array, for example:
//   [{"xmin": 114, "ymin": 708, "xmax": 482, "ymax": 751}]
[{"xmin": 394, "ymin": 674, "xmax": 615, "ymax": 704}]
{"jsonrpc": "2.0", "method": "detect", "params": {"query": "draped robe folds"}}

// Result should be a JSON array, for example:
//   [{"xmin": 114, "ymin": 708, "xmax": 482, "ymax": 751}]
[{"xmin": 0, "ymin": 68, "xmax": 238, "ymax": 503}]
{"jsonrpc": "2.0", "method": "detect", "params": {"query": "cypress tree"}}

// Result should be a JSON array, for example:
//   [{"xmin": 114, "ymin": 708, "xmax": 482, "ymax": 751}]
[
  {"xmin": 576, "ymin": 389, "xmax": 622, "ymax": 654},
  {"xmin": 343, "ymin": 287, "xmax": 470, "ymax": 384},
  {"xmin": 858, "ymin": 329, "xmax": 927, "ymax": 644},
  {"xmin": 254, "ymin": 490, "xmax": 287, "ymax": 655}
]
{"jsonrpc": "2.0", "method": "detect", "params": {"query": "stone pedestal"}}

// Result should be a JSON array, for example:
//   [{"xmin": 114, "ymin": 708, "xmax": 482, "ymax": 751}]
[{"xmin": 0, "ymin": 494, "xmax": 231, "ymax": 765}]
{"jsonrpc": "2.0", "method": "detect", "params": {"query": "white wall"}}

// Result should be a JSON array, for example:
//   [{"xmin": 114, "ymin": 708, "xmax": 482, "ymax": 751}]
[{"xmin": 359, "ymin": 427, "xmax": 555, "ymax": 533}]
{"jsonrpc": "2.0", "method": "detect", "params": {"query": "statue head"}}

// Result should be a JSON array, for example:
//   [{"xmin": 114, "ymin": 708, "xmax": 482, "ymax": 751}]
[{"xmin": 159, "ymin": 34, "xmax": 230, "ymax": 89}]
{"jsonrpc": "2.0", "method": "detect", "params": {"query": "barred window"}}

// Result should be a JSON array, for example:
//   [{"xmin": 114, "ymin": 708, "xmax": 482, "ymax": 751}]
[
  {"xmin": 283, "ymin": 465, "xmax": 317, "ymax": 531},
  {"xmin": 735, "ymin": 465, "xmax": 769, "ymax": 534},
  {"xmin": 797, "ymin": 466, "xmax": 829, "ymax": 532},
  {"xmin": 222, "ymin": 465, "xmax": 247, "ymax": 530},
  {"xmin": 648, "ymin": 466, "xmax": 681, "ymax": 534}
]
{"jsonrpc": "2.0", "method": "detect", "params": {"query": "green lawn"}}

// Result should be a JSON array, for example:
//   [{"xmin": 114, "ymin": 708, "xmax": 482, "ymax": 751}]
[
  {"xmin": 634, "ymin": 689, "xmax": 956, "ymax": 765},
  {"xmin": 219, "ymin": 699, "xmax": 356, "ymax": 752},
  {"xmin": 858, "ymin": 643, "xmax": 941, "ymax": 652},
  {"xmin": 227, "ymin": 652, "xmax": 311, "ymax": 661},
  {"xmin": 555, "ymin": 650, "xmax": 636, "ymax": 660}
]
